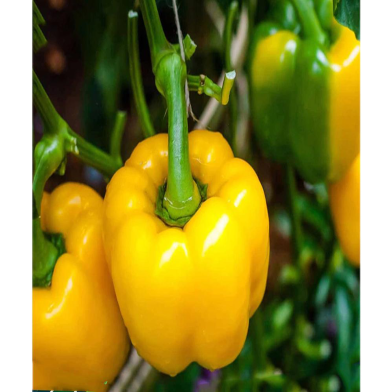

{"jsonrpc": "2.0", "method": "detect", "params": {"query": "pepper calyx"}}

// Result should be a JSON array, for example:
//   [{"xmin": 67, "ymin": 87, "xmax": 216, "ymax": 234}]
[{"xmin": 155, "ymin": 179, "xmax": 208, "ymax": 227}]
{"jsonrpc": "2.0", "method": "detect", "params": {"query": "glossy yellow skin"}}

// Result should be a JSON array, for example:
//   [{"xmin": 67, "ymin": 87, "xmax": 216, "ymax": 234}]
[
  {"xmin": 33, "ymin": 183, "xmax": 130, "ymax": 392},
  {"xmin": 329, "ymin": 21, "xmax": 361, "ymax": 182},
  {"xmin": 329, "ymin": 155, "xmax": 360, "ymax": 267},
  {"xmin": 103, "ymin": 130, "xmax": 270, "ymax": 376}
]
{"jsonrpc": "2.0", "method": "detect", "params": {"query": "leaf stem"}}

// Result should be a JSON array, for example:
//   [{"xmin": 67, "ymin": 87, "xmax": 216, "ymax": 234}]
[
  {"xmin": 127, "ymin": 11, "xmax": 155, "ymax": 138},
  {"xmin": 187, "ymin": 72, "xmax": 236, "ymax": 105},
  {"xmin": 33, "ymin": 72, "xmax": 121, "ymax": 181},
  {"xmin": 110, "ymin": 110, "xmax": 127, "ymax": 165},
  {"xmin": 223, "ymin": 1, "xmax": 239, "ymax": 153},
  {"xmin": 290, "ymin": 0, "xmax": 327, "ymax": 46},
  {"xmin": 33, "ymin": 2, "xmax": 47, "ymax": 52}
]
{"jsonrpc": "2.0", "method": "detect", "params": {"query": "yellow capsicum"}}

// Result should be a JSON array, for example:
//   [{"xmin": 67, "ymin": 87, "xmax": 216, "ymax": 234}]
[
  {"xmin": 329, "ymin": 154, "xmax": 360, "ymax": 267},
  {"xmin": 33, "ymin": 183, "xmax": 130, "ymax": 392},
  {"xmin": 103, "ymin": 130, "xmax": 270, "ymax": 376}
]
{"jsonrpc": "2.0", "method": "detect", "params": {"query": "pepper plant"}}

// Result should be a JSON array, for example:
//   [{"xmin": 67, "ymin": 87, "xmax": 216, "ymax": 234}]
[{"xmin": 32, "ymin": 0, "xmax": 360, "ymax": 391}]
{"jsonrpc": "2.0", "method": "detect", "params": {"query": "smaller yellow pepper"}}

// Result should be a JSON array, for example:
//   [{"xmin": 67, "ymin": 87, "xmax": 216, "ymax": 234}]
[
  {"xmin": 33, "ymin": 183, "xmax": 130, "ymax": 392},
  {"xmin": 329, "ymin": 154, "xmax": 360, "ymax": 266}
]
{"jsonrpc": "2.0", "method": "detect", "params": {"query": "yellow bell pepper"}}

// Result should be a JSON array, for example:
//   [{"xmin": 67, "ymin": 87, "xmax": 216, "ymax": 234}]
[
  {"xmin": 103, "ymin": 130, "xmax": 270, "ymax": 376},
  {"xmin": 33, "ymin": 183, "xmax": 130, "ymax": 392},
  {"xmin": 329, "ymin": 154, "xmax": 360, "ymax": 266}
]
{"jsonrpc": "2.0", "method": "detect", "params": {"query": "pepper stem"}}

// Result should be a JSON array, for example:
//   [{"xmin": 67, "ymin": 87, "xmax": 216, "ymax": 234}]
[
  {"xmin": 290, "ymin": 0, "xmax": 327, "ymax": 46},
  {"xmin": 33, "ymin": 72, "xmax": 121, "ymax": 181},
  {"xmin": 139, "ymin": 0, "xmax": 172, "ymax": 73},
  {"xmin": 157, "ymin": 54, "xmax": 201, "ymax": 221},
  {"xmin": 140, "ymin": 0, "xmax": 201, "ymax": 224}
]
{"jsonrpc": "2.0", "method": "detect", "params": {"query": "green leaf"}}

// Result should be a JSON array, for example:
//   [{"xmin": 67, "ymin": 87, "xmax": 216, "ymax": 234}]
[
  {"xmin": 183, "ymin": 34, "xmax": 197, "ymax": 60},
  {"xmin": 334, "ymin": 285, "xmax": 353, "ymax": 389},
  {"xmin": 334, "ymin": 0, "xmax": 360, "ymax": 39}
]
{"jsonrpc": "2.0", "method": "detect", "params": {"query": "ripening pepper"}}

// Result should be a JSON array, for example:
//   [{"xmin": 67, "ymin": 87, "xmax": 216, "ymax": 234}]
[
  {"xmin": 103, "ymin": 130, "xmax": 270, "ymax": 376},
  {"xmin": 329, "ymin": 154, "xmax": 360, "ymax": 266},
  {"xmin": 33, "ymin": 183, "xmax": 130, "ymax": 392},
  {"xmin": 249, "ymin": 0, "xmax": 360, "ymax": 183}
]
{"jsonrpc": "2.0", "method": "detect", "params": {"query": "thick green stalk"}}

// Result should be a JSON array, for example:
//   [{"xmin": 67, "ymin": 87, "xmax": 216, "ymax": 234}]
[
  {"xmin": 290, "ymin": 0, "xmax": 327, "ymax": 46},
  {"xmin": 33, "ymin": 72, "xmax": 121, "ymax": 181},
  {"xmin": 139, "ymin": 0, "xmax": 172, "ymax": 73},
  {"xmin": 157, "ymin": 54, "xmax": 201, "ymax": 220},
  {"xmin": 33, "ymin": 72, "xmax": 61, "ymax": 133},
  {"xmin": 139, "ymin": 0, "xmax": 201, "ymax": 224}
]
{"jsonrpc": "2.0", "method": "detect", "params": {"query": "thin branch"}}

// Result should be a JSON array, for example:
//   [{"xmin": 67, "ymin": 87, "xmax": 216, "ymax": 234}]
[{"xmin": 194, "ymin": 3, "xmax": 248, "ymax": 130}]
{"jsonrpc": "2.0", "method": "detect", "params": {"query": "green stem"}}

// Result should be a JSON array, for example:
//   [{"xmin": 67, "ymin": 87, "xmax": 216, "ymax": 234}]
[
  {"xmin": 110, "ymin": 110, "xmax": 127, "ymax": 165},
  {"xmin": 286, "ymin": 165, "xmax": 303, "ymax": 261},
  {"xmin": 188, "ymin": 74, "xmax": 222, "ymax": 102},
  {"xmin": 33, "ymin": 2, "xmax": 47, "ymax": 52},
  {"xmin": 223, "ymin": 1, "xmax": 239, "ymax": 154},
  {"xmin": 290, "ymin": 0, "xmax": 327, "ymax": 46},
  {"xmin": 67, "ymin": 128, "xmax": 121, "ymax": 177},
  {"xmin": 139, "ymin": 0, "xmax": 172, "ymax": 73},
  {"xmin": 128, "ymin": 11, "xmax": 155, "ymax": 138},
  {"xmin": 33, "ymin": 72, "xmax": 121, "ymax": 179},
  {"xmin": 139, "ymin": 0, "xmax": 201, "ymax": 224},
  {"xmin": 33, "ymin": 71, "xmax": 61, "ymax": 133},
  {"xmin": 157, "ymin": 54, "xmax": 201, "ymax": 221},
  {"xmin": 188, "ymin": 71, "xmax": 236, "ymax": 105},
  {"xmin": 187, "ymin": 72, "xmax": 236, "ymax": 105},
  {"xmin": 223, "ymin": 1, "xmax": 238, "ymax": 71}
]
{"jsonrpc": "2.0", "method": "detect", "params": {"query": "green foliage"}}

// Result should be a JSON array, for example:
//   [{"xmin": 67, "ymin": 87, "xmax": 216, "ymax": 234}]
[
  {"xmin": 73, "ymin": 0, "xmax": 134, "ymax": 151},
  {"xmin": 334, "ymin": 0, "xmax": 360, "ymax": 39}
]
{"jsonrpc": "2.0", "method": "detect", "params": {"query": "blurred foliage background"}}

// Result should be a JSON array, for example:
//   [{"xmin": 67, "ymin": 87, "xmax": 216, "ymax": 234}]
[{"xmin": 33, "ymin": 0, "xmax": 360, "ymax": 391}]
